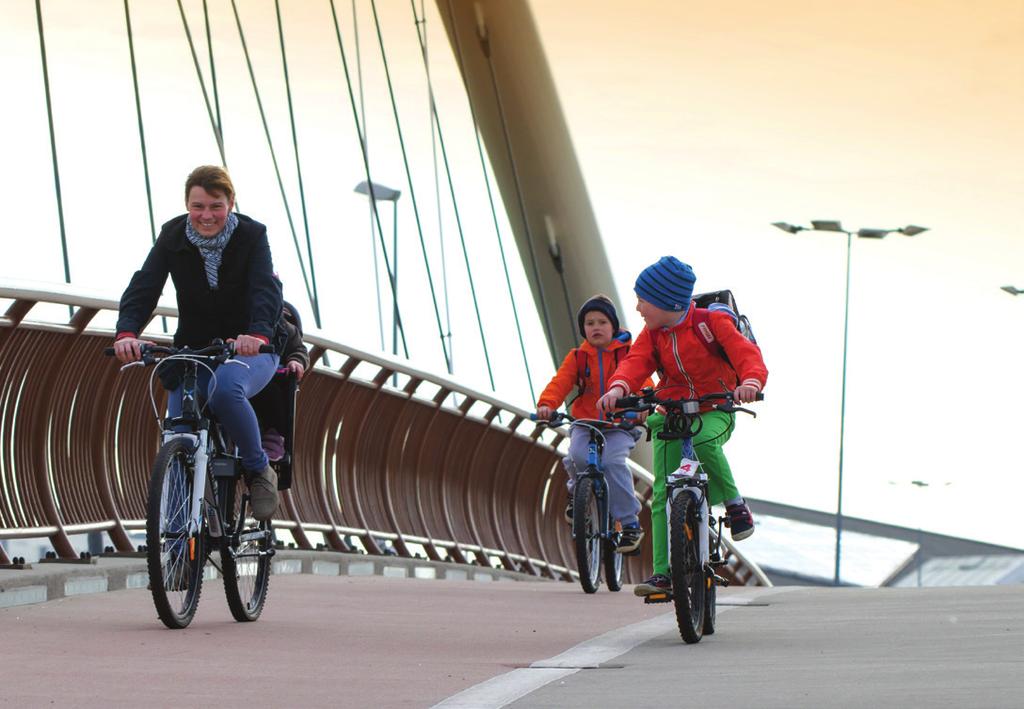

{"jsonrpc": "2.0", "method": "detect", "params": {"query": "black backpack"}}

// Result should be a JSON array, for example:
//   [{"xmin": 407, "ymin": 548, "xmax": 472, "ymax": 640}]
[{"xmin": 690, "ymin": 290, "xmax": 758, "ymax": 363}]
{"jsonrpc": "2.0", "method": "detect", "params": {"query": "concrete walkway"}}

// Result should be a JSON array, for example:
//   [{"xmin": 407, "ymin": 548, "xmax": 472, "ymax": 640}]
[{"xmin": 503, "ymin": 586, "xmax": 1024, "ymax": 709}]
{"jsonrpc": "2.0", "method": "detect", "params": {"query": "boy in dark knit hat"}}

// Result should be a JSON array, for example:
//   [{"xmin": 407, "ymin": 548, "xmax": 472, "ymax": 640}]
[
  {"xmin": 597, "ymin": 256, "xmax": 767, "ymax": 596},
  {"xmin": 536, "ymin": 294, "xmax": 652, "ymax": 554}
]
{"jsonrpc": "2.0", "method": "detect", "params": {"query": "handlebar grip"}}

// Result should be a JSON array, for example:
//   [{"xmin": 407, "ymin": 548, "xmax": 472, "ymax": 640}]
[
  {"xmin": 622, "ymin": 411, "xmax": 638, "ymax": 420},
  {"xmin": 529, "ymin": 413, "xmax": 538, "ymax": 421},
  {"xmin": 755, "ymin": 392, "xmax": 765, "ymax": 401},
  {"xmin": 259, "ymin": 344, "xmax": 276, "ymax": 354},
  {"xmin": 103, "ymin": 347, "xmax": 115, "ymax": 356},
  {"xmin": 615, "ymin": 396, "xmax": 641, "ymax": 408}
]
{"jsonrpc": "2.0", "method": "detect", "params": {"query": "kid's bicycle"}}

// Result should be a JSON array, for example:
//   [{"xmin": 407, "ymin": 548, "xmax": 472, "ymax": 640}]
[
  {"xmin": 106, "ymin": 341, "xmax": 280, "ymax": 629},
  {"xmin": 532, "ymin": 413, "xmax": 641, "ymax": 594},
  {"xmin": 616, "ymin": 388, "xmax": 761, "ymax": 643}
]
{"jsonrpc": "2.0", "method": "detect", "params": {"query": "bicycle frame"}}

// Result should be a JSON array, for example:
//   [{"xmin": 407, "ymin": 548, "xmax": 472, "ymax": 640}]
[{"xmin": 572, "ymin": 422, "xmax": 614, "ymax": 545}]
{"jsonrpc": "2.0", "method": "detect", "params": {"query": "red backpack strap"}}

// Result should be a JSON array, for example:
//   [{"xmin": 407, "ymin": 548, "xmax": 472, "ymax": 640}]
[
  {"xmin": 692, "ymin": 308, "xmax": 725, "ymax": 359},
  {"xmin": 575, "ymin": 348, "xmax": 589, "ymax": 394}
]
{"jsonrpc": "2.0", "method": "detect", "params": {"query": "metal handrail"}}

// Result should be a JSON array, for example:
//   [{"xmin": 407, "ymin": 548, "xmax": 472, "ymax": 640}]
[{"xmin": 0, "ymin": 284, "xmax": 768, "ymax": 586}]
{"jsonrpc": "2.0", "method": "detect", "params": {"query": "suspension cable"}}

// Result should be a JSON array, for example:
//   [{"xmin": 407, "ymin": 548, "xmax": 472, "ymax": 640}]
[
  {"xmin": 274, "ymin": 0, "xmax": 322, "ymax": 329},
  {"xmin": 202, "ymin": 0, "xmax": 224, "ymax": 147},
  {"xmin": 176, "ymin": 0, "xmax": 225, "ymax": 165},
  {"xmin": 368, "ymin": 0, "xmax": 452, "ymax": 372},
  {"xmin": 417, "ymin": 2, "xmax": 454, "ymax": 364},
  {"xmin": 34, "ymin": 0, "xmax": 70, "ymax": 291},
  {"xmin": 445, "ymin": 0, "xmax": 536, "ymax": 401},
  {"xmin": 353, "ymin": 0, "xmax": 387, "ymax": 352},
  {"xmin": 124, "ymin": 0, "xmax": 169, "ymax": 333},
  {"xmin": 409, "ymin": 1, "xmax": 496, "ymax": 391},
  {"xmin": 328, "ymin": 0, "xmax": 409, "ymax": 358},
  {"xmin": 227, "ymin": 0, "xmax": 318, "ymax": 324},
  {"xmin": 470, "ymin": 11, "xmax": 557, "ymax": 365}
]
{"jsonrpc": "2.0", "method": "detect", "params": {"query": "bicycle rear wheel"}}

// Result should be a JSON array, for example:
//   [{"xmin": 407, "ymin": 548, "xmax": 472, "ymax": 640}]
[
  {"xmin": 219, "ymin": 476, "xmax": 271, "ymax": 621},
  {"xmin": 146, "ymin": 438, "xmax": 205, "ymax": 629},
  {"xmin": 669, "ymin": 491, "xmax": 705, "ymax": 643},
  {"xmin": 573, "ymin": 477, "xmax": 602, "ymax": 594}
]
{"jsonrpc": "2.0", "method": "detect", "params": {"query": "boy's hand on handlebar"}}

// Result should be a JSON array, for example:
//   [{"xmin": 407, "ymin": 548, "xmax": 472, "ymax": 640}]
[
  {"xmin": 733, "ymin": 384, "xmax": 760, "ymax": 404},
  {"xmin": 535, "ymin": 405, "xmax": 553, "ymax": 421},
  {"xmin": 597, "ymin": 385, "xmax": 626, "ymax": 416},
  {"xmin": 113, "ymin": 336, "xmax": 155, "ymax": 364},
  {"xmin": 230, "ymin": 334, "xmax": 266, "ymax": 357}
]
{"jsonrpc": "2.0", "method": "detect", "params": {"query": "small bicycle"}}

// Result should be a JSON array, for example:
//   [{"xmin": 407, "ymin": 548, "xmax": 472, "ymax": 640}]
[
  {"xmin": 106, "ymin": 341, "xmax": 278, "ymax": 629},
  {"xmin": 616, "ymin": 388, "xmax": 761, "ymax": 643},
  {"xmin": 532, "ymin": 412, "xmax": 641, "ymax": 594}
]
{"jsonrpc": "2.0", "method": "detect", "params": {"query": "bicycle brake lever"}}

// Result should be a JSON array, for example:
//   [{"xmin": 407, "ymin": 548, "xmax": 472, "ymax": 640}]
[
  {"xmin": 714, "ymin": 403, "xmax": 756, "ymax": 417},
  {"xmin": 224, "ymin": 358, "xmax": 251, "ymax": 369},
  {"xmin": 119, "ymin": 361, "xmax": 146, "ymax": 372}
]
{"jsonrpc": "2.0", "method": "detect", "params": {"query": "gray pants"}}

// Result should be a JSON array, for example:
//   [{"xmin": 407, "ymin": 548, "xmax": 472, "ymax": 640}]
[{"xmin": 563, "ymin": 424, "xmax": 642, "ymax": 527}]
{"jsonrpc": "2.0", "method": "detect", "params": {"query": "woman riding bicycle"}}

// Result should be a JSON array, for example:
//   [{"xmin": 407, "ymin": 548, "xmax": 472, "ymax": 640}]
[{"xmin": 112, "ymin": 165, "xmax": 286, "ymax": 521}]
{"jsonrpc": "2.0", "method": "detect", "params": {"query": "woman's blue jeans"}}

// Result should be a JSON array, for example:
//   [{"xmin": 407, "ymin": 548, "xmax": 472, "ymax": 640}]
[{"xmin": 166, "ymin": 352, "xmax": 279, "ymax": 472}]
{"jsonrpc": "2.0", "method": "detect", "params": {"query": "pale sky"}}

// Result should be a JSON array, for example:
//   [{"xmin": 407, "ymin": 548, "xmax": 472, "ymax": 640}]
[{"xmin": 1, "ymin": 0, "xmax": 1022, "ymax": 550}]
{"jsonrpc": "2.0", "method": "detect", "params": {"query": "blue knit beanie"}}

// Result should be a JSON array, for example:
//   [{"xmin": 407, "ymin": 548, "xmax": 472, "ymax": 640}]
[{"xmin": 634, "ymin": 256, "xmax": 696, "ymax": 312}]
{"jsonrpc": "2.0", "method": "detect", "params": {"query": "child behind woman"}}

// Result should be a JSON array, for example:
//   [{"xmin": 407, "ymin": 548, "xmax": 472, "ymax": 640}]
[{"xmin": 536, "ymin": 295, "xmax": 650, "ymax": 554}]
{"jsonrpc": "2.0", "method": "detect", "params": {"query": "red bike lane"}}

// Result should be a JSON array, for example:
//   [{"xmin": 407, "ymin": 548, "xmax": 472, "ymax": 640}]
[{"xmin": 1, "ymin": 574, "xmax": 671, "ymax": 707}]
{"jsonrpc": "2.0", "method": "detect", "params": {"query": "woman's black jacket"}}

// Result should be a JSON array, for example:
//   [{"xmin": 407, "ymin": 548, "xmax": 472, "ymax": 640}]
[{"xmin": 116, "ymin": 213, "xmax": 286, "ymax": 354}]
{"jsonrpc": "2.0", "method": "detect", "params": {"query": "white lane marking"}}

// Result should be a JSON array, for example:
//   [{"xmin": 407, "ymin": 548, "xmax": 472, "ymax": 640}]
[{"xmin": 433, "ymin": 588, "xmax": 776, "ymax": 708}]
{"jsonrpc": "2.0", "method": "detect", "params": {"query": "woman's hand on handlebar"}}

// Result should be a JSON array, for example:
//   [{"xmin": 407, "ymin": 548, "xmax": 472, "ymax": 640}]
[
  {"xmin": 230, "ymin": 334, "xmax": 267, "ymax": 357},
  {"xmin": 733, "ymin": 383, "xmax": 761, "ymax": 404},
  {"xmin": 596, "ymin": 385, "xmax": 626, "ymax": 417},
  {"xmin": 113, "ymin": 336, "xmax": 156, "ymax": 364}
]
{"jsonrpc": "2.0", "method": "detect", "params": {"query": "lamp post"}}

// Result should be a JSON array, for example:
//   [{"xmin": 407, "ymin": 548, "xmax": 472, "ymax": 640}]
[
  {"xmin": 354, "ymin": 181, "xmax": 402, "ymax": 360},
  {"xmin": 1001, "ymin": 285, "xmax": 1024, "ymax": 296},
  {"xmin": 772, "ymin": 220, "xmax": 927, "ymax": 586}
]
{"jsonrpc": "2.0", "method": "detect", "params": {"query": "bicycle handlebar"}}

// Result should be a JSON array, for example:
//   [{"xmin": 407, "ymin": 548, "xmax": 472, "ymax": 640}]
[
  {"xmin": 103, "ymin": 341, "xmax": 275, "ymax": 359},
  {"xmin": 615, "ymin": 388, "xmax": 763, "ymax": 416},
  {"xmin": 529, "ymin": 411, "xmax": 639, "ymax": 426}
]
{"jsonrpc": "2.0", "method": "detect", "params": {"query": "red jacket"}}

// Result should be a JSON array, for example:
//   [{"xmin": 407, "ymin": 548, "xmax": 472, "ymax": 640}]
[
  {"xmin": 608, "ymin": 305, "xmax": 767, "ymax": 411},
  {"xmin": 538, "ymin": 335, "xmax": 651, "ymax": 420}
]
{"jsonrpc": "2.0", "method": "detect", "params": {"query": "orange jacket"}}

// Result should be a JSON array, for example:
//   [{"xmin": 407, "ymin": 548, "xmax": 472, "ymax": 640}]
[
  {"xmin": 608, "ymin": 305, "xmax": 767, "ymax": 411},
  {"xmin": 538, "ymin": 333, "xmax": 651, "ymax": 420}
]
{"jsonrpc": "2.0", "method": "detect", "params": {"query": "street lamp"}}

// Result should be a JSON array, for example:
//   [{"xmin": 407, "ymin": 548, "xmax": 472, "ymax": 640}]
[
  {"xmin": 354, "ymin": 181, "xmax": 402, "ymax": 362},
  {"xmin": 772, "ymin": 220, "xmax": 928, "ymax": 586},
  {"xmin": 1001, "ymin": 285, "xmax": 1024, "ymax": 296}
]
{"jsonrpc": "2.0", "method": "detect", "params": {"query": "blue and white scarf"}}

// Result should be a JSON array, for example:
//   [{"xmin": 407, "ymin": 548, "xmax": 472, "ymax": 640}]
[{"xmin": 185, "ymin": 212, "xmax": 239, "ymax": 289}]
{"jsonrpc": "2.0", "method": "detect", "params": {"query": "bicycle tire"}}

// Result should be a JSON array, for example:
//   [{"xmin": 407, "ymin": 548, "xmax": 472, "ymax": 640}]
[
  {"xmin": 219, "ymin": 476, "xmax": 271, "ymax": 622},
  {"xmin": 669, "ymin": 490, "xmax": 705, "ymax": 643},
  {"xmin": 603, "ymin": 537, "xmax": 623, "ymax": 592},
  {"xmin": 703, "ymin": 571, "xmax": 717, "ymax": 635},
  {"xmin": 573, "ymin": 477, "xmax": 602, "ymax": 594},
  {"xmin": 146, "ymin": 437, "xmax": 205, "ymax": 629}
]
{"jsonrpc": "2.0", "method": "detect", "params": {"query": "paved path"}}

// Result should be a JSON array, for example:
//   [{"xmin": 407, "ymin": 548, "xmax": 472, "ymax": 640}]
[
  {"xmin": 0, "ymin": 573, "xmax": 667, "ymax": 708},
  {"xmin": 3, "ymin": 579, "xmax": 1022, "ymax": 708},
  {"xmin": 501, "ymin": 585, "xmax": 1024, "ymax": 709}
]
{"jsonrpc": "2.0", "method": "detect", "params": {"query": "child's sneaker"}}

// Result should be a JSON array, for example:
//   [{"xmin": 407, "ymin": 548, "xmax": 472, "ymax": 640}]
[
  {"xmin": 616, "ymin": 524, "xmax": 644, "ymax": 555},
  {"xmin": 564, "ymin": 500, "xmax": 574, "ymax": 524},
  {"xmin": 633, "ymin": 573, "xmax": 671, "ymax": 597},
  {"xmin": 725, "ymin": 502, "xmax": 755, "ymax": 541}
]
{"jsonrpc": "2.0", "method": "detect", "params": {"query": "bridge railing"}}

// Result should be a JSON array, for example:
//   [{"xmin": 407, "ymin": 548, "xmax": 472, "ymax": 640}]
[{"xmin": 0, "ymin": 285, "xmax": 767, "ymax": 586}]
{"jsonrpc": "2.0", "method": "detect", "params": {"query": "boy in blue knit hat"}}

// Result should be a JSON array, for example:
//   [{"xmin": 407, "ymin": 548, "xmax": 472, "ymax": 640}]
[{"xmin": 598, "ymin": 256, "xmax": 767, "ymax": 596}]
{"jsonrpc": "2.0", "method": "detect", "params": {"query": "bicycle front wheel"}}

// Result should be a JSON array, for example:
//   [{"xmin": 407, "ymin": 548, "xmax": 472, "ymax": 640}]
[
  {"xmin": 603, "ymin": 537, "xmax": 623, "ymax": 592},
  {"xmin": 669, "ymin": 490, "xmax": 705, "ymax": 643},
  {"xmin": 146, "ymin": 437, "xmax": 205, "ymax": 629},
  {"xmin": 219, "ymin": 476, "xmax": 271, "ymax": 621},
  {"xmin": 572, "ymin": 477, "xmax": 602, "ymax": 594}
]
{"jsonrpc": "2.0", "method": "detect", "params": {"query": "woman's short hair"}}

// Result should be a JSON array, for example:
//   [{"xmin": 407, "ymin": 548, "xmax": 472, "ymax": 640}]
[{"xmin": 184, "ymin": 165, "xmax": 235, "ymax": 203}]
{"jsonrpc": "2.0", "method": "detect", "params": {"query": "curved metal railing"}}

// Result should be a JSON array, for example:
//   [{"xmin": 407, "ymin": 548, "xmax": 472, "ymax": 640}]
[{"xmin": 0, "ymin": 284, "xmax": 767, "ymax": 586}]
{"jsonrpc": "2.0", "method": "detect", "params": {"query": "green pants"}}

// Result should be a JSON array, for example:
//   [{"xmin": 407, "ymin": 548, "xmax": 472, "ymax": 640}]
[{"xmin": 648, "ymin": 410, "xmax": 738, "ymax": 576}]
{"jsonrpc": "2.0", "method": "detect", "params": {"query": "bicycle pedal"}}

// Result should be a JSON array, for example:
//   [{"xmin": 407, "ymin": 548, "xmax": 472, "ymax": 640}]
[
  {"xmin": 712, "ymin": 573, "xmax": 730, "ymax": 587},
  {"xmin": 644, "ymin": 592, "xmax": 673, "ymax": 604}
]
